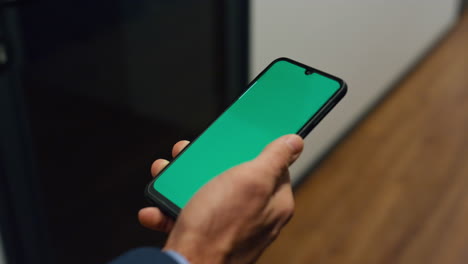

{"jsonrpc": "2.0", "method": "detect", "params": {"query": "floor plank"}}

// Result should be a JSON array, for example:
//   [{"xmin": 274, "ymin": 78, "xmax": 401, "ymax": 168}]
[{"xmin": 257, "ymin": 11, "xmax": 468, "ymax": 264}]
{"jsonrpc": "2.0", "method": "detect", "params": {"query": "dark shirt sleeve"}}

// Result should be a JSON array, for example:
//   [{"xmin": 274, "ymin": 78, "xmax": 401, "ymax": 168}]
[{"xmin": 109, "ymin": 247, "xmax": 179, "ymax": 264}]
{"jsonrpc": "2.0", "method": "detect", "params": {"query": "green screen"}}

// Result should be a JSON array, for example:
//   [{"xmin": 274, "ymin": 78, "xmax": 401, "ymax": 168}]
[{"xmin": 153, "ymin": 60, "xmax": 340, "ymax": 208}]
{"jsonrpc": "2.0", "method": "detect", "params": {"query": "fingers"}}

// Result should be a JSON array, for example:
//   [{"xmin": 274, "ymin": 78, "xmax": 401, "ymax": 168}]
[
  {"xmin": 138, "ymin": 207, "xmax": 174, "ymax": 233},
  {"xmin": 269, "ymin": 176, "xmax": 295, "ymax": 223},
  {"xmin": 151, "ymin": 159, "xmax": 169, "ymax": 177},
  {"xmin": 225, "ymin": 135, "xmax": 302, "ymax": 199},
  {"xmin": 151, "ymin": 140, "xmax": 190, "ymax": 177},
  {"xmin": 143, "ymin": 140, "xmax": 189, "ymax": 232},
  {"xmin": 256, "ymin": 135, "xmax": 304, "ymax": 176},
  {"xmin": 172, "ymin": 140, "xmax": 190, "ymax": 158}
]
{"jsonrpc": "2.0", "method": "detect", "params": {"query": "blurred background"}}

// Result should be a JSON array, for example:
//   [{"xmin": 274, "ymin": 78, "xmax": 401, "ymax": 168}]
[{"xmin": 1, "ymin": 1, "xmax": 467, "ymax": 264}]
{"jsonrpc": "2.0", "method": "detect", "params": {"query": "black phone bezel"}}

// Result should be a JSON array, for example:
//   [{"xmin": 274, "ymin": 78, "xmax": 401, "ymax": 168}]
[{"xmin": 145, "ymin": 57, "xmax": 348, "ymax": 218}]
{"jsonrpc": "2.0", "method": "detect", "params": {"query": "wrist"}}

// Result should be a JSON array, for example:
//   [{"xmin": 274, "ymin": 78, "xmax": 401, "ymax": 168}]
[{"xmin": 164, "ymin": 233, "xmax": 230, "ymax": 264}]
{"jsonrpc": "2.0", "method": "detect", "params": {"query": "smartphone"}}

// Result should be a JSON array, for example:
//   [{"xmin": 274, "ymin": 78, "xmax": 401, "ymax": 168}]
[{"xmin": 145, "ymin": 58, "xmax": 347, "ymax": 218}]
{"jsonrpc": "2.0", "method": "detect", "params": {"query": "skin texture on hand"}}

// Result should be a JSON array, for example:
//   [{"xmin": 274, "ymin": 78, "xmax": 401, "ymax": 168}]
[{"xmin": 138, "ymin": 135, "xmax": 303, "ymax": 264}]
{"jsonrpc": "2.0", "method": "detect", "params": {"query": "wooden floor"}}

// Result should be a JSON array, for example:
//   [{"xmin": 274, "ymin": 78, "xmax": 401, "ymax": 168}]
[{"xmin": 258, "ymin": 12, "xmax": 468, "ymax": 264}]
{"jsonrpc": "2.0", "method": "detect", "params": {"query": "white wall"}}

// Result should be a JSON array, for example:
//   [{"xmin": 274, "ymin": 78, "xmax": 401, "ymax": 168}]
[{"xmin": 251, "ymin": 0, "xmax": 459, "ymax": 183}]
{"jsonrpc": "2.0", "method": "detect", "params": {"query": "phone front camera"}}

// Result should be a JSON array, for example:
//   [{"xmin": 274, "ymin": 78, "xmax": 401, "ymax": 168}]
[{"xmin": 305, "ymin": 69, "xmax": 313, "ymax": 75}]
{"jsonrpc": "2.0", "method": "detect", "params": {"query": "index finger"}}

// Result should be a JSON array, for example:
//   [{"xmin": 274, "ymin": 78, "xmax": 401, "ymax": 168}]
[{"xmin": 172, "ymin": 140, "xmax": 190, "ymax": 158}]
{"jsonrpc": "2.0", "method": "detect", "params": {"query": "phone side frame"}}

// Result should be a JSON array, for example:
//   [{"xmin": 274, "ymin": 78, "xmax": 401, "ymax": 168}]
[
  {"xmin": 144, "ymin": 57, "xmax": 347, "ymax": 218},
  {"xmin": 145, "ymin": 183, "xmax": 180, "ymax": 218},
  {"xmin": 297, "ymin": 83, "xmax": 347, "ymax": 137}
]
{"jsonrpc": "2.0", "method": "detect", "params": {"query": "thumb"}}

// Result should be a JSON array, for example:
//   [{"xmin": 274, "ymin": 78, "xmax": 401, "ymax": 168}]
[{"xmin": 256, "ymin": 134, "xmax": 304, "ymax": 173}]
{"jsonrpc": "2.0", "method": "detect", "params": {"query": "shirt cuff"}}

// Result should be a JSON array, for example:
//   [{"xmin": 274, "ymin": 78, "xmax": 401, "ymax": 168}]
[{"xmin": 164, "ymin": 250, "xmax": 190, "ymax": 264}]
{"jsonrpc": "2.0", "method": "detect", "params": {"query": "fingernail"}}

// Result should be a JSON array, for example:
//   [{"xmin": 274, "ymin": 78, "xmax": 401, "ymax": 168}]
[{"xmin": 284, "ymin": 135, "xmax": 303, "ymax": 153}]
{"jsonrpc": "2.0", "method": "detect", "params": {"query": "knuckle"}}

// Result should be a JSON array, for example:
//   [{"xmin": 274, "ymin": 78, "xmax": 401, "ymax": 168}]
[
  {"xmin": 279, "ymin": 200, "xmax": 295, "ymax": 220},
  {"xmin": 266, "ymin": 158, "xmax": 289, "ymax": 177},
  {"xmin": 275, "ymin": 159, "xmax": 290, "ymax": 173},
  {"xmin": 269, "ymin": 227, "xmax": 281, "ymax": 240},
  {"xmin": 238, "ymin": 175, "xmax": 271, "ymax": 198},
  {"xmin": 256, "ymin": 161, "xmax": 288, "ymax": 181}
]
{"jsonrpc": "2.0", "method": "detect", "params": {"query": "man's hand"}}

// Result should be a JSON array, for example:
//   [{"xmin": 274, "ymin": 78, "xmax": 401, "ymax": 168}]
[
  {"xmin": 138, "ymin": 140, "xmax": 191, "ymax": 233},
  {"xmin": 139, "ymin": 135, "xmax": 304, "ymax": 264}
]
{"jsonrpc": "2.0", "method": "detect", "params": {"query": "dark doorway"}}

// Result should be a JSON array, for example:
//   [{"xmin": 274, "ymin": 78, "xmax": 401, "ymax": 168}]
[{"xmin": 0, "ymin": 1, "xmax": 248, "ymax": 263}]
